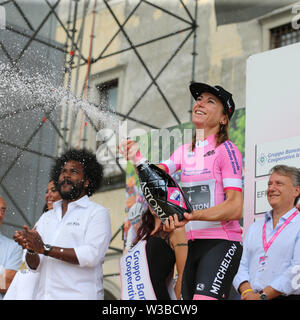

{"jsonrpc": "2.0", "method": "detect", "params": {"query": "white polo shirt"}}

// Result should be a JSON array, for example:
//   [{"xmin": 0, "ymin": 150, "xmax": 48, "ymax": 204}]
[{"xmin": 31, "ymin": 195, "xmax": 112, "ymax": 300}]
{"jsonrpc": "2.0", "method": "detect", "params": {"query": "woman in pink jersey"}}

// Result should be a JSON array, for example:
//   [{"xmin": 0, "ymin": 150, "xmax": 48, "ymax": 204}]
[{"xmin": 122, "ymin": 82, "xmax": 243, "ymax": 300}]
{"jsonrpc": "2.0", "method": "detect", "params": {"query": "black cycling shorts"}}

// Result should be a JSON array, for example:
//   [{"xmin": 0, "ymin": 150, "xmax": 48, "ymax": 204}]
[{"xmin": 181, "ymin": 239, "xmax": 242, "ymax": 300}]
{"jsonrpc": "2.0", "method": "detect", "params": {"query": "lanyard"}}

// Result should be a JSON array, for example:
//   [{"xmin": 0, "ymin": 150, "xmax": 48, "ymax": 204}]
[{"xmin": 262, "ymin": 210, "xmax": 298, "ymax": 254}]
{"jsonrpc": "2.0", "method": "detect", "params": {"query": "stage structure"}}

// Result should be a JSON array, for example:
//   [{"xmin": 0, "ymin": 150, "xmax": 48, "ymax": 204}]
[{"xmin": 0, "ymin": 0, "xmax": 200, "ymax": 298}]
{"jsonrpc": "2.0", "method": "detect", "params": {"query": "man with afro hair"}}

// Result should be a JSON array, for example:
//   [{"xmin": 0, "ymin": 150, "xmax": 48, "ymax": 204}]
[{"xmin": 14, "ymin": 149, "xmax": 112, "ymax": 300}]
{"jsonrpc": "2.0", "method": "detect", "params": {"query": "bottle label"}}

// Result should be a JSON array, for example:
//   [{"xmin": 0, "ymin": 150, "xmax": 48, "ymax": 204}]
[
  {"xmin": 167, "ymin": 187, "xmax": 187, "ymax": 210},
  {"xmin": 140, "ymin": 182, "xmax": 168, "ymax": 223}
]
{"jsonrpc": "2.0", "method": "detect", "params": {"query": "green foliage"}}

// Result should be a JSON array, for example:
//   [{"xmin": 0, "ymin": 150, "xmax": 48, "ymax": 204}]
[{"xmin": 229, "ymin": 108, "xmax": 245, "ymax": 158}]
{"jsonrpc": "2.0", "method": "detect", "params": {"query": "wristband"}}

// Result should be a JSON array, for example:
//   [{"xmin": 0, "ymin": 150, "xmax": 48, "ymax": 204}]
[
  {"xmin": 133, "ymin": 150, "xmax": 144, "ymax": 164},
  {"xmin": 241, "ymin": 288, "xmax": 253, "ymax": 298}
]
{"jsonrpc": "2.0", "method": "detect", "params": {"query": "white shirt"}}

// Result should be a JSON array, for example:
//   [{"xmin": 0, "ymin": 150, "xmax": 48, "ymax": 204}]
[
  {"xmin": 31, "ymin": 195, "xmax": 112, "ymax": 300},
  {"xmin": 233, "ymin": 208, "xmax": 300, "ymax": 296},
  {"xmin": 0, "ymin": 232, "xmax": 23, "ymax": 299}
]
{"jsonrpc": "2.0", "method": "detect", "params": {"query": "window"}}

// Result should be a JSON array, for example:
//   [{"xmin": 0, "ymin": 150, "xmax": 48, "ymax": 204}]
[
  {"xmin": 260, "ymin": 4, "xmax": 300, "ymax": 51},
  {"xmin": 270, "ymin": 22, "xmax": 300, "ymax": 48},
  {"xmin": 96, "ymin": 79, "xmax": 118, "ymax": 111}
]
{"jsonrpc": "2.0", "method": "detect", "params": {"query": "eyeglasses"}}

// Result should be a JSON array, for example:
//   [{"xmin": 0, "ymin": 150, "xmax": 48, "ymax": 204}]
[{"xmin": 0, "ymin": 208, "xmax": 6, "ymax": 212}]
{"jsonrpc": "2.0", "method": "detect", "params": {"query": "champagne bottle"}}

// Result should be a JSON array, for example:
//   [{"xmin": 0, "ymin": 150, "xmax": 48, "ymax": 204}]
[{"xmin": 136, "ymin": 159, "xmax": 193, "ymax": 223}]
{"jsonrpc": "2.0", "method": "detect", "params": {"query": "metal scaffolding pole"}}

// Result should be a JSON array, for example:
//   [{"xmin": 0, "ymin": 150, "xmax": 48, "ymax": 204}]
[
  {"xmin": 103, "ymin": 0, "xmax": 182, "ymax": 125},
  {"xmin": 0, "ymin": 0, "xmax": 201, "ymax": 282},
  {"xmin": 190, "ymin": 0, "xmax": 199, "ymax": 120}
]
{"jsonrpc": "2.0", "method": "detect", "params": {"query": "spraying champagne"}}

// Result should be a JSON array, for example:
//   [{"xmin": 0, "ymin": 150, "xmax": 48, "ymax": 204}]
[{"xmin": 135, "ymin": 158, "xmax": 193, "ymax": 223}]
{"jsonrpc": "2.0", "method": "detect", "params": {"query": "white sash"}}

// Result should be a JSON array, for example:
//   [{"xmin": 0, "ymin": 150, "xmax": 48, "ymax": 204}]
[
  {"xmin": 120, "ymin": 240, "xmax": 177, "ymax": 300},
  {"xmin": 4, "ymin": 269, "xmax": 39, "ymax": 300},
  {"xmin": 3, "ymin": 251, "xmax": 40, "ymax": 300}
]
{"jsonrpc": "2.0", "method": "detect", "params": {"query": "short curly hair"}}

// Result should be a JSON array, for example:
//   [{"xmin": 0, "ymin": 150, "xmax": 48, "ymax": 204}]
[{"xmin": 50, "ymin": 148, "xmax": 103, "ymax": 196}]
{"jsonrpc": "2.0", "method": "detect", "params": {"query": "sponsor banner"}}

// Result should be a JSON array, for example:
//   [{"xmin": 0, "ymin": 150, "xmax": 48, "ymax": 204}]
[
  {"xmin": 256, "ymin": 136, "xmax": 300, "ymax": 177},
  {"xmin": 255, "ymin": 179, "xmax": 271, "ymax": 215}
]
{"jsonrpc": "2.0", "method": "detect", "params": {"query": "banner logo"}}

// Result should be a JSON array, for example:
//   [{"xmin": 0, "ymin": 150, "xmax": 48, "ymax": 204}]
[{"xmin": 257, "ymin": 153, "xmax": 267, "ymax": 166}]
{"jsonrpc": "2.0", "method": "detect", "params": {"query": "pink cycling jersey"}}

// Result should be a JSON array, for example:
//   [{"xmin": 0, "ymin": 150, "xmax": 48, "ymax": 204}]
[{"xmin": 160, "ymin": 134, "xmax": 243, "ymax": 242}]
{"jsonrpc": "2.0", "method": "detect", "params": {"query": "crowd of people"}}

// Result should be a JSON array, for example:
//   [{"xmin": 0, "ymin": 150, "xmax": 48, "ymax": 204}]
[{"xmin": 0, "ymin": 82, "xmax": 300, "ymax": 300}]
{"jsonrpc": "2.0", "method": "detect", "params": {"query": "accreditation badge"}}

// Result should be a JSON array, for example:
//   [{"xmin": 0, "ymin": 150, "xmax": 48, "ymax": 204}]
[{"xmin": 258, "ymin": 255, "xmax": 268, "ymax": 272}]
